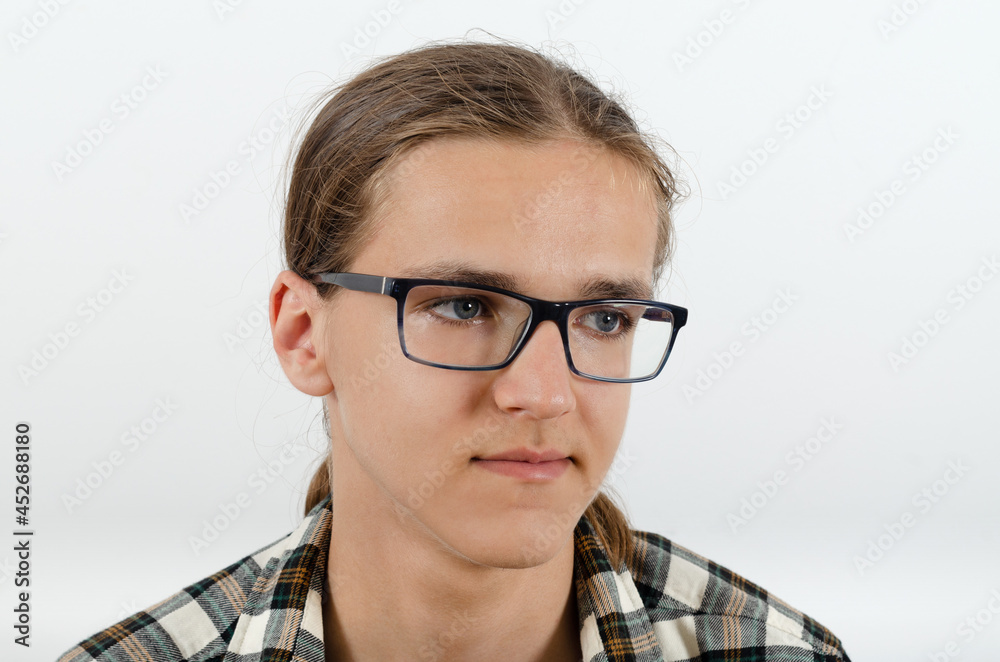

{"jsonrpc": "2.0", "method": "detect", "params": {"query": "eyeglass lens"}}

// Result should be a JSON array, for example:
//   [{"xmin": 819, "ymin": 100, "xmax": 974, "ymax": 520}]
[{"xmin": 401, "ymin": 285, "xmax": 675, "ymax": 380}]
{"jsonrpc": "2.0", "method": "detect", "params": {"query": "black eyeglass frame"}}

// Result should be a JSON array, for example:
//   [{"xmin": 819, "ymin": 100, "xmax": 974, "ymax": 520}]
[{"xmin": 311, "ymin": 272, "xmax": 688, "ymax": 384}]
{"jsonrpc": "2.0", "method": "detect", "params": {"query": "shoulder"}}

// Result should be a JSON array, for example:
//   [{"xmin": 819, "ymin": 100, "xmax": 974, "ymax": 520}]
[
  {"xmin": 56, "ymin": 512, "xmax": 317, "ymax": 662},
  {"xmin": 625, "ymin": 528, "xmax": 851, "ymax": 661}
]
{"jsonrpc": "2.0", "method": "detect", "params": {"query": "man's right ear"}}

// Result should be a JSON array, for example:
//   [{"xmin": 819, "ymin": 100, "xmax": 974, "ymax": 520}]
[{"xmin": 269, "ymin": 270, "xmax": 334, "ymax": 397}]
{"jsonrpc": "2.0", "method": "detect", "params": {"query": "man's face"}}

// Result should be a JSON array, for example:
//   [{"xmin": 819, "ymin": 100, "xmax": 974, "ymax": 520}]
[{"xmin": 318, "ymin": 136, "xmax": 659, "ymax": 568}]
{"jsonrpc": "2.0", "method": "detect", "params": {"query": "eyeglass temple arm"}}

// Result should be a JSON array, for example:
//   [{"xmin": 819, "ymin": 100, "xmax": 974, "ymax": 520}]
[{"xmin": 312, "ymin": 273, "xmax": 391, "ymax": 295}]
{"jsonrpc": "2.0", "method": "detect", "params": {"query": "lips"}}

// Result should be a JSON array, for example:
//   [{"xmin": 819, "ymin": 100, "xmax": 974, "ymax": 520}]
[
  {"xmin": 472, "ymin": 447, "xmax": 572, "ymax": 480},
  {"xmin": 475, "ymin": 448, "xmax": 569, "ymax": 463}
]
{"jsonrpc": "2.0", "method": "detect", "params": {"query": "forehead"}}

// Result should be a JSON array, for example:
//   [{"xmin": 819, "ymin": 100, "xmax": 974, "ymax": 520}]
[{"xmin": 357, "ymin": 137, "xmax": 659, "ymax": 300}]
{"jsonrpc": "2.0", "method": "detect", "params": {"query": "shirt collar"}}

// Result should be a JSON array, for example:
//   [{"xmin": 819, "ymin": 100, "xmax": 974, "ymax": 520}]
[
  {"xmin": 573, "ymin": 511, "xmax": 662, "ymax": 660},
  {"xmin": 224, "ymin": 494, "xmax": 658, "ymax": 661}
]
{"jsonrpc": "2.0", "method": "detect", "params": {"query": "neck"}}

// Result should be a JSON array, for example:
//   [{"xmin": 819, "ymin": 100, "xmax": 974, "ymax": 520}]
[{"xmin": 321, "ymin": 451, "xmax": 583, "ymax": 661}]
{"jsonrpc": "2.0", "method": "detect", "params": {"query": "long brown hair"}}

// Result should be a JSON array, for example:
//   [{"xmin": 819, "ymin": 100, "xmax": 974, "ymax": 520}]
[{"xmin": 281, "ymin": 38, "xmax": 684, "ymax": 572}]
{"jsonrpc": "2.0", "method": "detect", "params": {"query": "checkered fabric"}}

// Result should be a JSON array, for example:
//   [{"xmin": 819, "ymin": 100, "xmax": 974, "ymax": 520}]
[{"xmin": 58, "ymin": 494, "xmax": 850, "ymax": 661}]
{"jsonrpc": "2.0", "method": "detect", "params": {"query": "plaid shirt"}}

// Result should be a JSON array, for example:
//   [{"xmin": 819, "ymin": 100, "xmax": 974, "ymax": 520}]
[{"xmin": 58, "ymin": 494, "xmax": 850, "ymax": 661}]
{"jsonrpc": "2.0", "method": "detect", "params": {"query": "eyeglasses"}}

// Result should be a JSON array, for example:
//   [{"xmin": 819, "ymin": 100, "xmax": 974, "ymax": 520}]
[{"xmin": 310, "ymin": 272, "xmax": 688, "ymax": 383}]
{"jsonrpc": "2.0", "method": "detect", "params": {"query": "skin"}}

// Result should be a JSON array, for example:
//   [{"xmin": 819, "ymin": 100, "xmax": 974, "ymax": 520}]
[{"xmin": 269, "ymin": 136, "xmax": 659, "ymax": 661}]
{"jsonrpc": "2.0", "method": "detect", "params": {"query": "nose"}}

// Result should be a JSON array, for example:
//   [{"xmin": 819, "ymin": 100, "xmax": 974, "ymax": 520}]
[{"xmin": 492, "ymin": 319, "xmax": 576, "ymax": 419}]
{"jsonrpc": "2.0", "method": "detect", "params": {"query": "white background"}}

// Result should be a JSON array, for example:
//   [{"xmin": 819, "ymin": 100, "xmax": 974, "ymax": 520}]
[{"xmin": 2, "ymin": 1, "xmax": 999, "ymax": 659}]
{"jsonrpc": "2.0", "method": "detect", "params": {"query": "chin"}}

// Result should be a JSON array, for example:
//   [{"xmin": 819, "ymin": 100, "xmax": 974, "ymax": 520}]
[
  {"xmin": 429, "ymin": 505, "xmax": 582, "ymax": 569},
  {"xmin": 459, "ymin": 535, "xmax": 572, "ymax": 570}
]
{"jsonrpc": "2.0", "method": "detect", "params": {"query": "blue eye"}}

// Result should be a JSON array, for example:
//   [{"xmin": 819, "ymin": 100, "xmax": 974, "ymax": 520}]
[
  {"xmin": 578, "ymin": 309, "xmax": 636, "ymax": 342},
  {"xmin": 428, "ymin": 296, "xmax": 488, "ymax": 322}
]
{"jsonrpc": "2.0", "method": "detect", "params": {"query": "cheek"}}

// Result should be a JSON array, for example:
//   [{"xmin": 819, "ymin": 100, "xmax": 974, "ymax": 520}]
[
  {"xmin": 340, "ymin": 359, "xmax": 480, "ymax": 494},
  {"xmin": 581, "ymin": 387, "xmax": 631, "ymax": 471}
]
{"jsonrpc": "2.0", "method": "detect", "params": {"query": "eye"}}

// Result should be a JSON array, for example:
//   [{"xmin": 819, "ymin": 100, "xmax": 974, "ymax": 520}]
[
  {"xmin": 579, "ymin": 309, "xmax": 634, "ymax": 336},
  {"xmin": 427, "ymin": 296, "xmax": 488, "ymax": 322}
]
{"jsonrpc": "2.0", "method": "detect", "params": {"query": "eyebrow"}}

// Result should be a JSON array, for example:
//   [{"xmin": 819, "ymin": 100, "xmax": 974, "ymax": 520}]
[{"xmin": 399, "ymin": 260, "xmax": 654, "ymax": 300}]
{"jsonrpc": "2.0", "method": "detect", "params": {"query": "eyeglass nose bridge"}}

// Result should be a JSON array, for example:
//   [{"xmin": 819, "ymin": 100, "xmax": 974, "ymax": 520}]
[{"xmin": 502, "ymin": 299, "xmax": 578, "ymax": 371}]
